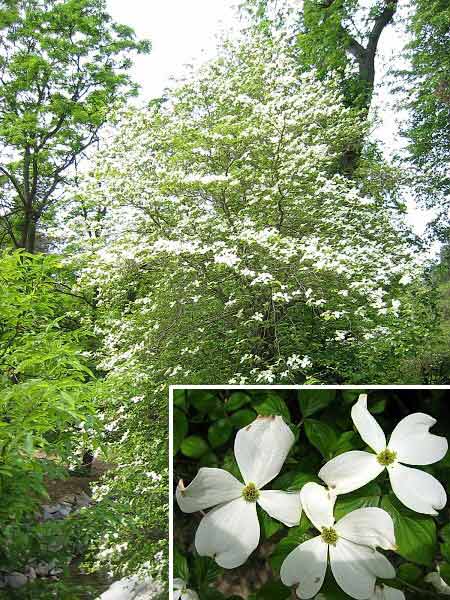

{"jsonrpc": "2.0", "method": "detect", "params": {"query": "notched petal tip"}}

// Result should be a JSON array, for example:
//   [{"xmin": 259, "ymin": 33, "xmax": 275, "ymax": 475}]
[{"xmin": 245, "ymin": 414, "xmax": 276, "ymax": 431}]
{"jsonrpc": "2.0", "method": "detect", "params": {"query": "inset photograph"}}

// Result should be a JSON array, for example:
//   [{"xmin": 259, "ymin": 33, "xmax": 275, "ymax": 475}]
[{"xmin": 171, "ymin": 387, "xmax": 450, "ymax": 600}]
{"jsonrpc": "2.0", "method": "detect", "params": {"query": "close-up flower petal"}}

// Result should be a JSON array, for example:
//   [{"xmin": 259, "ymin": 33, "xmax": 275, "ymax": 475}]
[
  {"xmin": 182, "ymin": 590, "xmax": 200, "ymax": 600},
  {"xmin": 319, "ymin": 450, "xmax": 384, "ymax": 495},
  {"xmin": 335, "ymin": 507, "xmax": 396, "ymax": 550},
  {"xmin": 194, "ymin": 496, "xmax": 260, "ymax": 568},
  {"xmin": 300, "ymin": 482, "xmax": 336, "ymax": 530},
  {"xmin": 425, "ymin": 570, "xmax": 450, "ymax": 595},
  {"xmin": 280, "ymin": 535, "xmax": 328, "ymax": 599},
  {"xmin": 176, "ymin": 467, "xmax": 243, "ymax": 513},
  {"xmin": 234, "ymin": 415, "xmax": 294, "ymax": 488},
  {"xmin": 351, "ymin": 394, "xmax": 386, "ymax": 453},
  {"xmin": 371, "ymin": 585, "xmax": 406, "ymax": 600},
  {"xmin": 257, "ymin": 489, "xmax": 301, "ymax": 527},
  {"xmin": 173, "ymin": 578, "xmax": 184, "ymax": 600},
  {"xmin": 388, "ymin": 413, "xmax": 448, "ymax": 466},
  {"xmin": 388, "ymin": 462, "xmax": 447, "ymax": 515},
  {"xmin": 330, "ymin": 538, "xmax": 395, "ymax": 600}
]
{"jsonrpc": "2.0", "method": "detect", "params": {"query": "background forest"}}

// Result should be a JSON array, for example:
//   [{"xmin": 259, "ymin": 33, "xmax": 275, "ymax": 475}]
[{"xmin": 0, "ymin": 0, "xmax": 449, "ymax": 598}]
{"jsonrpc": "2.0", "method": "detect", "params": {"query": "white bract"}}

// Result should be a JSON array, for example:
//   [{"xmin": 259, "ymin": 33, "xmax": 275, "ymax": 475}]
[
  {"xmin": 319, "ymin": 394, "xmax": 448, "ymax": 515},
  {"xmin": 425, "ymin": 569, "xmax": 450, "ymax": 595},
  {"xmin": 173, "ymin": 578, "xmax": 199, "ymax": 600},
  {"xmin": 315, "ymin": 585, "xmax": 404, "ymax": 600},
  {"xmin": 281, "ymin": 482, "xmax": 396, "ymax": 600},
  {"xmin": 370, "ymin": 585, "xmax": 405, "ymax": 600},
  {"xmin": 176, "ymin": 416, "xmax": 301, "ymax": 568}
]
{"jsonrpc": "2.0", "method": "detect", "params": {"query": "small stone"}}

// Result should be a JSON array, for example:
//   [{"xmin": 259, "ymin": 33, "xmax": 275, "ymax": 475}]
[
  {"xmin": 24, "ymin": 566, "xmax": 36, "ymax": 581},
  {"xmin": 75, "ymin": 491, "xmax": 92, "ymax": 507},
  {"xmin": 49, "ymin": 568, "xmax": 63, "ymax": 576},
  {"xmin": 61, "ymin": 494, "xmax": 76, "ymax": 504},
  {"xmin": 35, "ymin": 562, "xmax": 49, "ymax": 577},
  {"xmin": 6, "ymin": 572, "xmax": 28, "ymax": 588}
]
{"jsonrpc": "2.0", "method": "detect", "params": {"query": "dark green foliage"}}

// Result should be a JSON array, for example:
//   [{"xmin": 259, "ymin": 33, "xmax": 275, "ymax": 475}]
[
  {"xmin": 404, "ymin": 0, "xmax": 450, "ymax": 240},
  {"xmin": 0, "ymin": 250, "xmax": 97, "ymax": 569}
]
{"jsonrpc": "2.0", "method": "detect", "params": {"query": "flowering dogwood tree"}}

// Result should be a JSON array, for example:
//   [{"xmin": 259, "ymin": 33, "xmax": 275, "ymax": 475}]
[
  {"xmin": 174, "ymin": 389, "xmax": 450, "ymax": 600},
  {"xmin": 70, "ymin": 28, "xmax": 430, "ymax": 388}
]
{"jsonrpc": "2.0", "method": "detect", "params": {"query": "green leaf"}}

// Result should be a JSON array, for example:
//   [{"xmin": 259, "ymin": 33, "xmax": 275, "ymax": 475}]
[
  {"xmin": 226, "ymin": 392, "xmax": 250, "ymax": 411},
  {"xmin": 23, "ymin": 432, "xmax": 34, "ymax": 454},
  {"xmin": 202, "ymin": 590, "xmax": 227, "ymax": 600},
  {"xmin": 258, "ymin": 505, "xmax": 283, "ymax": 539},
  {"xmin": 208, "ymin": 418, "xmax": 232, "ymax": 448},
  {"xmin": 381, "ymin": 494, "xmax": 437, "ymax": 566},
  {"xmin": 192, "ymin": 555, "xmax": 222, "ymax": 587},
  {"xmin": 248, "ymin": 581, "xmax": 290, "ymax": 600},
  {"xmin": 198, "ymin": 451, "xmax": 218, "ymax": 467},
  {"xmin": 253, "ymin": 393, "xmax": 291, "ymax": 423},
  {"xmin": 441, "ymin": 522, "xmax": 450, "ymax": 542},
  {"xmin": 341, "ymin": 390, "xmax": 363, "ymax": 405},
  {"xmin": 298, "ymin": 389, "xmax": 336, "ymax": 417},
  {"xmin": 173, "ymin": 390, "xmax": 187, "ymax": 410},
  {"xmin": 334, "ymin": 482, "xmax": 381, "ymax": 521},
  {"xmin": 442, "ymin": 542, "xmax": 450, "ymax": 563},
  {"xmin": 190, "ymin": 391, "xmax": 220, "ymax": 414},
  {"xmin": 304, "ymin": 419, "xmax": 338, "ymax": 459},
  {"xmin": 331, "ymin": 431, "xmax": 362, "ymax": 457},
  {"xmin": 173, "ymin": 546, "xmax": 189, "ymax": 581},
  {"xmin": 180, "ymin": 435, "xmax": 209, "ymax": 459},
  {"xmin": 270, "ymin": 526, "xmax": 312, "ymax": 574},
  {"xmin": 173, "ymin": 408, "xmax": 188, "ymax": 455},
  {"xmin": 272, "ymin": 470, "xmax": 319, "ymax": 491},
  {"xmin": 320, "ymin": 572, "xmax": 354, "ymax": 599},
  {"xmin": 370, "ymin": 397, "xmax": 387, "ymax": 414},
  {"xmin": 229, "ymin": 408, "xmax": 256, "ymax": 428},
  {"xmin": 440, "ymin": 562, "xmax": 450, "ymax": 586},
  {"xmin": 397, "ymin": 563, "xmax": 422, "ymax": 583}
]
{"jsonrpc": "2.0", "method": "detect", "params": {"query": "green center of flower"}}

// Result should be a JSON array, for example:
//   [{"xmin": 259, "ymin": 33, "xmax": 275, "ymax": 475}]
[
  {"xmin": 321, "ymin": 526, "xmax": 339, "ymax": 546},
  {"xmin": 242, "ymin": 482, "xmax": 259, "ymax": 502},
  {"xmin": 377, "ymin": 448, "xmax": 397, "ymax": 466}
]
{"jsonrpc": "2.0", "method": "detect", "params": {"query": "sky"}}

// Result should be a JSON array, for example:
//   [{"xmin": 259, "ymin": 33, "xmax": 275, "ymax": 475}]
[
  {"xmin": 105, "ymin": 0, "xmax": 432, "ymax": 240},
  {"xmin": 106, "ymin": 0, "xmax": 237, "ymax": 100}
]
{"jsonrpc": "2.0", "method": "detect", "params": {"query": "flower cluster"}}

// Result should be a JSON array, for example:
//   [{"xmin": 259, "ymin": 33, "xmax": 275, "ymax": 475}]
[{"xmin": 176, "ymin": 395, "xmax": 448, "ymax": 599}]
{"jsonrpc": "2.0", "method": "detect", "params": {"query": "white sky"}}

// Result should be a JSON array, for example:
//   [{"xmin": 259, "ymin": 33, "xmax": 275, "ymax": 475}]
[
  {"xmin": 106, "ymin": 0, "xmax": 432, "ymax": 241},
  {"xmin": 107, "ymin": 0, "xmax": 237, "ymax": 100}
]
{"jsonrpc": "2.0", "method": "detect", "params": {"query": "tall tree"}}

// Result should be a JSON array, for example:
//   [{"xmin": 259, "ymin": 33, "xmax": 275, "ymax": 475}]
[
  {"xmin": 299, "ymin": 0, "xmax": 399, "ymax": 110},
  {"xmin": 245, "ymin": 0, "xmax": 399, "ymax": 174},
  {"xmin": 0, "ymin": 0, "xmax": 150, "ymax": 252},
  {"xmin": 404, "ymin": 0, "xmax": 450, "ymax": 241}
]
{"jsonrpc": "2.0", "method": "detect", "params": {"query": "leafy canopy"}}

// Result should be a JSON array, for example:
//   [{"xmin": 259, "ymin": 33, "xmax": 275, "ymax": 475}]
[{"xmin": 0, "ymin": 0, "xmax": 150, "ymax": 251}]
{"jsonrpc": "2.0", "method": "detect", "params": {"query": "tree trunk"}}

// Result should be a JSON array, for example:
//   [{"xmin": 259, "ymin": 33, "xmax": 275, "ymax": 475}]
[{"xmin": 19, "ymin": 208, "xmax": 36, "ymax": 253}]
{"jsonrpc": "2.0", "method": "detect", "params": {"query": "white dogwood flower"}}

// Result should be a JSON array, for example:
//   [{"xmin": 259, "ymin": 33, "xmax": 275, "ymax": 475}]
[
  {"xmin": 315, "ymin": 585, "xmax": 404, "ymax": 600},
  {"xmin": 281, "ymin": 482, "xmax": 396, "ymax": 600},
  {"xmin": 176, "ymin": 416, "xmax": 301, "ymax": 568},
  {"xmin": 173, "ymin": 578, "xmax": 199, "ymax": 600},
  {"xmin": 425, "ymin": 569, "xmax": 450, "ymax": 595},
  {"xmin": 371, "ymin": 584, "xmax": 405, "ymax": 600},
  {"xmin": 319, "ymin": 394, "xmax": 448, "ymax": 515}
]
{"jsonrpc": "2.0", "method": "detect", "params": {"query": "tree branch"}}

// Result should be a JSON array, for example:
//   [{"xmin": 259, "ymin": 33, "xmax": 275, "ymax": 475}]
[
  {"xmin": 367, "ymin": 1, "xmax": 399, "ymax": 55},
  {"xmin": 0, "ymin": 166, "xmax": 26, "ymax": 206}
]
